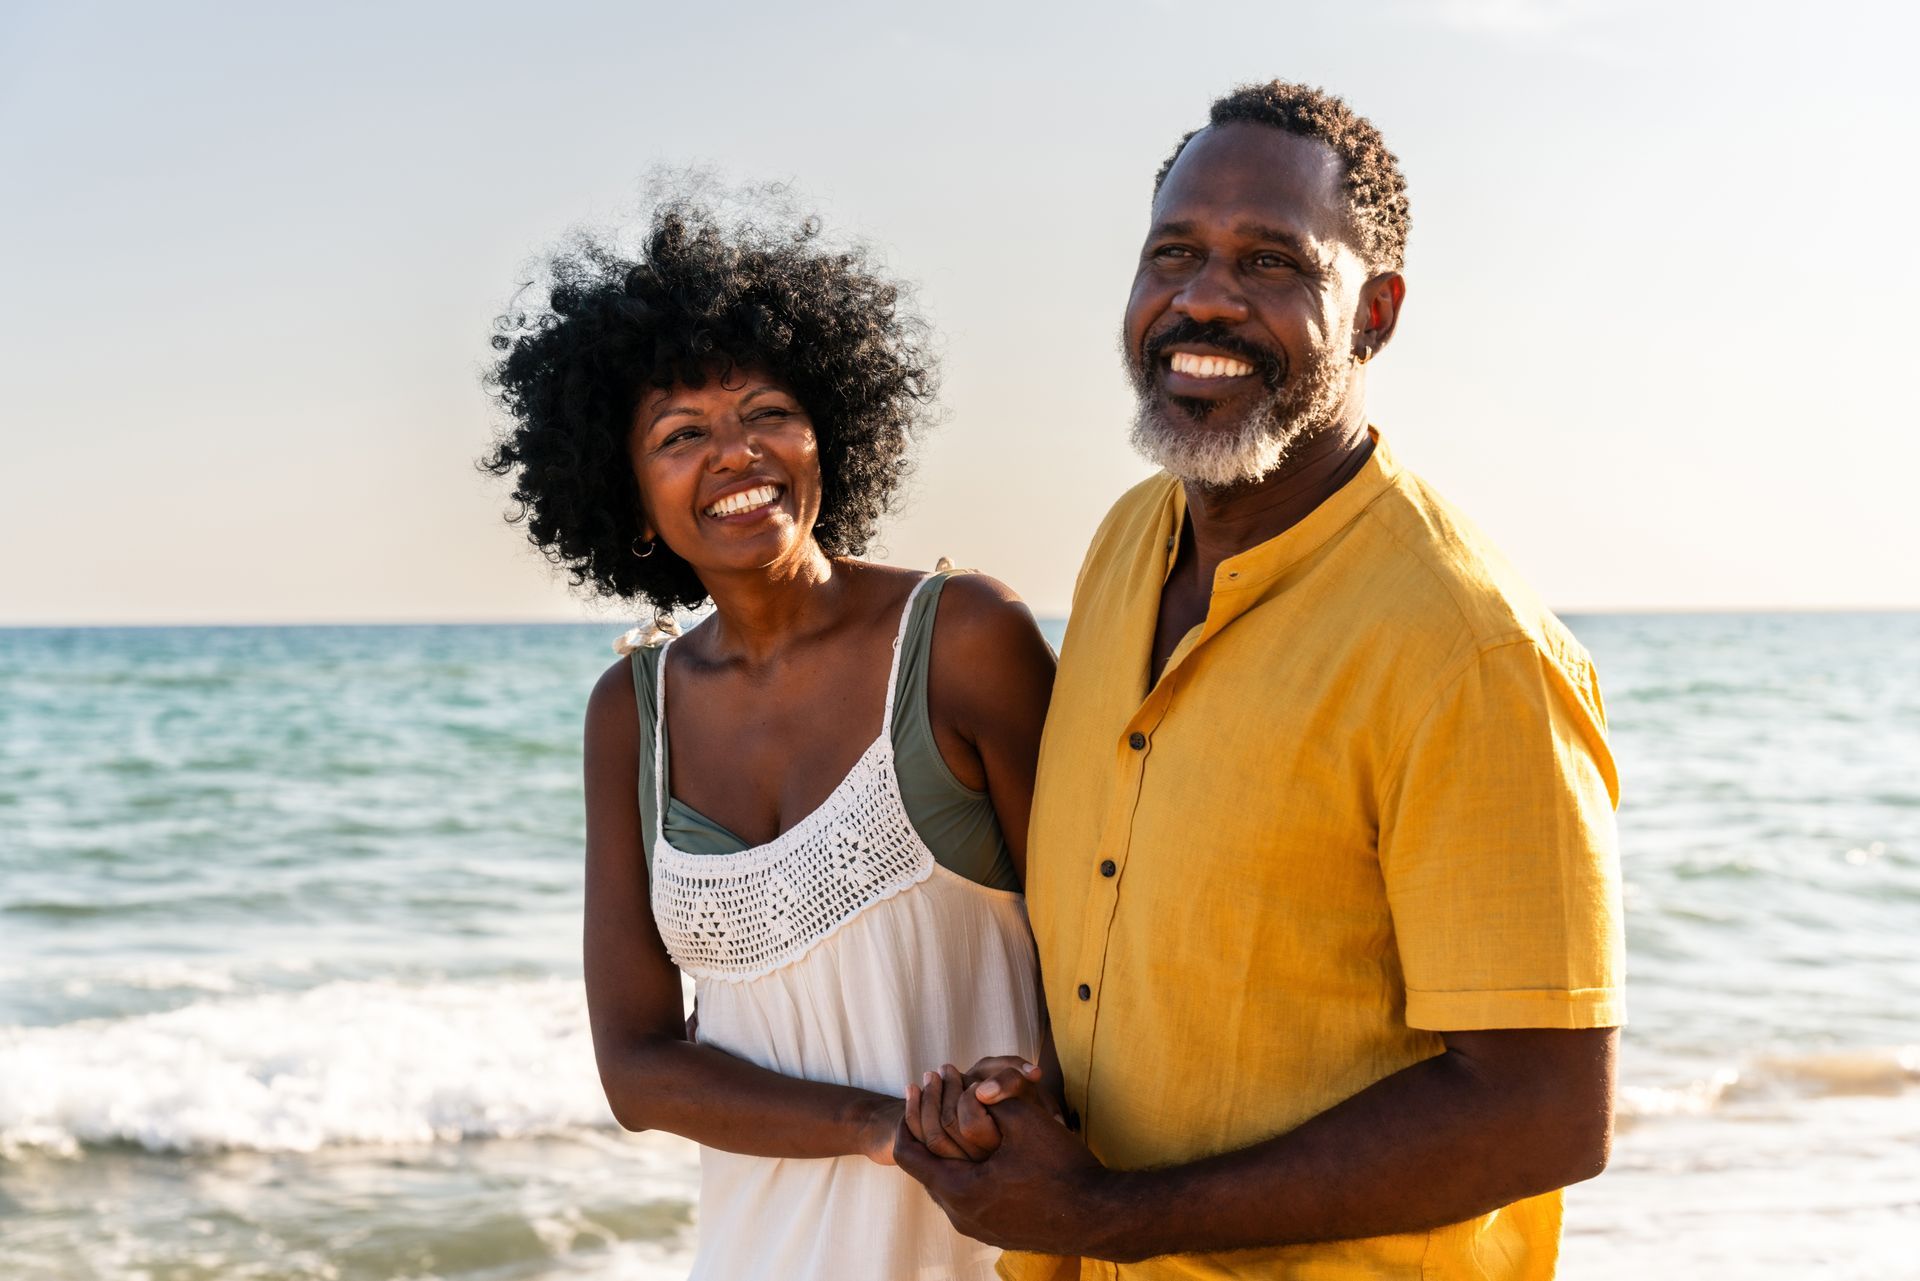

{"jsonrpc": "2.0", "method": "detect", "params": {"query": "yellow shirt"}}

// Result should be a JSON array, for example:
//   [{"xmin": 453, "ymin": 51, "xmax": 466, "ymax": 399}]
[{"xmin": 1004, "ymin": 434, "xmax": 1625, "ymax": 1281}]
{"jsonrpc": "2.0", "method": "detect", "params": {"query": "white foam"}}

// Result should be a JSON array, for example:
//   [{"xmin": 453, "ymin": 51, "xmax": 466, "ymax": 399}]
[
  {"xmin": 1616, "ymin": 1045, "xmax": 1920, "ymax": 1124},
  {"xmin": 1617, "ymin": 1067, "xmax": 1740, "ymax": 1119},
  {"xmin": 0, "ymin": 978, "xmax": 616, "ymax": 1156}
]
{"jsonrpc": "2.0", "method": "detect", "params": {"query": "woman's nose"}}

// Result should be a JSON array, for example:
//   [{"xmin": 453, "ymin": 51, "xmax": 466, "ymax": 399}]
[{"xmin": 707, "ymin": 418, "xmax": 762, "ymax": 469}]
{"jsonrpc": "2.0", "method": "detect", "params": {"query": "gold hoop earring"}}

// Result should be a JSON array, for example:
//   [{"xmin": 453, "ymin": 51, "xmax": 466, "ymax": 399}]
[{"xmin": 631, "ymin": 537, "xmax": 655, "ymax": 559}]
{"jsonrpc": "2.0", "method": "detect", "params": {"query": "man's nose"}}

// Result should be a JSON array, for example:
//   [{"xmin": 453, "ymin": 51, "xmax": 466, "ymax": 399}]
[{"xmin": 1172, "ymin": 261, "xmax": 1249, "ymax": 326}]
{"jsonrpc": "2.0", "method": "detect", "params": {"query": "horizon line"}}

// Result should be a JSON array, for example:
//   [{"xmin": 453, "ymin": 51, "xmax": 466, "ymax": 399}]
[{"xmin": 5, "ymin": 604, "xmax": 1920, "ymax": 631}]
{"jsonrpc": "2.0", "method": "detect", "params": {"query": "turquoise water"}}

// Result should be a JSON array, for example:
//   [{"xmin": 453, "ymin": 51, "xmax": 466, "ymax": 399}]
[{"xmin": 3, "ymin": 614, "xmax": 1917, "ymax": 1278}]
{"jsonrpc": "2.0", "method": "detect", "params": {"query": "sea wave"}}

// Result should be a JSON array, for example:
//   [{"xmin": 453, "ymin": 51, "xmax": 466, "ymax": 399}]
[
  {"xmin": 0, "ymin": 978, "xmax": 614, "ymax": 1157},
  {"xmin": 1618, "ymin": 1045, "xmax": 1920, "ymax": 1122}
]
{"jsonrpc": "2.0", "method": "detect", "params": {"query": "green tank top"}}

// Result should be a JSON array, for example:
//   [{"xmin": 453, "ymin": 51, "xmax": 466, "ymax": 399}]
[{"xmin": 628, "ymin": 572, "xmax": 1020, "ymax": 892}]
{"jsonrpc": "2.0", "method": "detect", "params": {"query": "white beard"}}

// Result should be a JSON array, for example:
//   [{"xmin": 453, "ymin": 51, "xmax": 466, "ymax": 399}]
[{"xmin": 1129, "ymin": 346, "xmax": 1352, "ymax": 490}]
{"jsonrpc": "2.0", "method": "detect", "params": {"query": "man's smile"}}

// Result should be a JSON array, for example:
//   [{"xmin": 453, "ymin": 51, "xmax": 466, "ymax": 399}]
[
  {"xmin": 1155, "ymin": 344, "xmax": 1274, "ymax": 402},
  {"xmin": 1140, "ymin": 320, "xmax": 1285, "ymax": 403},
  {"xmin": 1168, "ymin": 352, "xmax": 1256, "ymax": 379}
]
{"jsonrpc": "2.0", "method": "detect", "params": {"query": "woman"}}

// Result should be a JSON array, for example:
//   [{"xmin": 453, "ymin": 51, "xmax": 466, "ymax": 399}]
[{"xmin": 482, "ymin": 202, "xmax": 1057, "ymax": 1279}]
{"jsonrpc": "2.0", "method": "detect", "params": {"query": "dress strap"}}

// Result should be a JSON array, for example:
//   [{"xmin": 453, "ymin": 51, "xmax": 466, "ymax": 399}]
[
  {"xmin": 881, "ymin": 575, "xmax": 938, "ymax": 740},
  {"xmin": 651, "ymin": 637, "xmax": 675, "ymax": 833}
]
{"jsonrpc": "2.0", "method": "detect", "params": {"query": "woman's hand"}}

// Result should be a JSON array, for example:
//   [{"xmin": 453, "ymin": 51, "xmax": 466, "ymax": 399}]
[
  {"xmin": 903, "ymin": 1057, "xmax": 1057, "ymax": 1161},
  {"xmin": 857, "ymin": 1096, "xmax": 905, "ymax": 1166}
]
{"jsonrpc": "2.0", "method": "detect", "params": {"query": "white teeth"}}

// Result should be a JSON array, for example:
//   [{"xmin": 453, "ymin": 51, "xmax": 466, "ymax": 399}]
[
  {"xmin": 704, "ymin": 484, "xmax": 781, "ymax": 518},
  {"xmin": 1169, "ymin": 352, "xmax": 1255, "ymax": 379}
]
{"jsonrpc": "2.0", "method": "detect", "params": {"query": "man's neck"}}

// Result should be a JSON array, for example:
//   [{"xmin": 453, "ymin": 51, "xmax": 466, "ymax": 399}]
[
  {"xmin": 1180, "ymin": 415, "xmax": 1375, "ymax": 574},
  {"xmin": 1149, "ymin": 413, "xmax": 1375, "ymax": 688}
]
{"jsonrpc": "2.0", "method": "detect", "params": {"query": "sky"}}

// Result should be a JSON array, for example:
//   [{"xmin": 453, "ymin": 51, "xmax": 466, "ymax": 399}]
[{"xmin": 2, "ymin": 0, "xmax": 1916, "ymax": 625}]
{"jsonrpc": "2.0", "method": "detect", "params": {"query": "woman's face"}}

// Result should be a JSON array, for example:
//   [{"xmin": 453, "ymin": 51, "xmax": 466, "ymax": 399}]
[{"xmin": 628, "ymin": 365, "xmax": 824, "ymax": 579}]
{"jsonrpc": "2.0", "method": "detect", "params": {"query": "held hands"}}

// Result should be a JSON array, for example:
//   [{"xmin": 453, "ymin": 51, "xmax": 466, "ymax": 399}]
[
  {"xmin": 903, "ymin": 1056, "xmax": 1059, "ymax": 1160},
  {"xmin": 894, "ymin": 1056, "xmax": 1116, "ymax": 1254},
  {"xmin": 893, "ymin": 1072, "xmax": 1117, "ymax": 1256},
  {"xmin": 863, "ymin": 1054, "xmax": 1051, "ymax": 1168}
]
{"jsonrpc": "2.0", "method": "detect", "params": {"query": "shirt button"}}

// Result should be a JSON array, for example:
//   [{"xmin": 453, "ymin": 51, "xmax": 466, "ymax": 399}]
[
  {"xmin": 1128, "ymin": 732, "xmax": 1146, "ymax": 750},
  {"xmin": 1077, "ymin": 983, "xmax": 1092, "ymax": 1001},
  {"xmin": 1099, "ymin": 859, "xmax": 1116, "ymax": 877}
]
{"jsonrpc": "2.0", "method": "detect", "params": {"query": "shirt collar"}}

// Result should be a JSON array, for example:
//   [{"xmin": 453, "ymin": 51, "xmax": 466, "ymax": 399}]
[{"xmin": 1157, "ymin": 427, "xmax": 1399, "ymax": 597}]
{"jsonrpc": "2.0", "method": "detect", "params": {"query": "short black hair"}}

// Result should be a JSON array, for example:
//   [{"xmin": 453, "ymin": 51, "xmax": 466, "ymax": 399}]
[
  {"xmin": 1153, "ymin": 81, "xmax": 1411, "ymax": 272},
  {"xmin": 481, "ymin": 201, "xmax": 936, "ymax": 612}
]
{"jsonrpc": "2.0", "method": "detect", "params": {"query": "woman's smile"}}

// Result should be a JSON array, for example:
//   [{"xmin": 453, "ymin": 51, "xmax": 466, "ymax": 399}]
[{"xmin": 702, "ymin": 481, "xmax": 786, "ymax": 522}]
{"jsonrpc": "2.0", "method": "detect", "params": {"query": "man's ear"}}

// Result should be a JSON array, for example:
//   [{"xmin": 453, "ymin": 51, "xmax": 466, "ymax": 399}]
[{"xmin": 1353, "ymin": 272, "xmax": 1407, "ymax": 363}]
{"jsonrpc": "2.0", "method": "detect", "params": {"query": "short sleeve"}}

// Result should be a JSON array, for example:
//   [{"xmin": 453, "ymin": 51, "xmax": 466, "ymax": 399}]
[{"xmin": 1379, "ymin": 638, "xmax": 1626, "ymax": 1031}]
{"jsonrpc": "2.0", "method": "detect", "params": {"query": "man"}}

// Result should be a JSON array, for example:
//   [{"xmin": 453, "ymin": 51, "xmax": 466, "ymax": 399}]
[{"xmin": 895, "ymin": 81, "xmax": 1625, "ymax": 1280}]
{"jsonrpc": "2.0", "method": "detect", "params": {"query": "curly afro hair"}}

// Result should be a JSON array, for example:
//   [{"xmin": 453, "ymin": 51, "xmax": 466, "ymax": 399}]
[
  {"xmin": 481, "ymin": 200, "xmax": 937, "ymax": 612},
  {"xmin": 1154, "ymin": 81, "xmax": 1411, "ymax": 272}
]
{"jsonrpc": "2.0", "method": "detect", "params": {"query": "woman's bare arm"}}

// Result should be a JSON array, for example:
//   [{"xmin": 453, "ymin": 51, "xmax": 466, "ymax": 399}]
[
  {"xmin": 581, "ymin": 658, "xmax": 901, "ymax": 1161},
  {"xmin": 923, "ymin": 573, "xmax": 1057, "ymax": 884}
]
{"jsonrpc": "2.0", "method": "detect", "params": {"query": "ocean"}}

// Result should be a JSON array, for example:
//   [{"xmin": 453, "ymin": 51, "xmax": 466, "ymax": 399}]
[{"xmin": 2, "ymin": 612, "xmax": 1916, "ymax": 1279}]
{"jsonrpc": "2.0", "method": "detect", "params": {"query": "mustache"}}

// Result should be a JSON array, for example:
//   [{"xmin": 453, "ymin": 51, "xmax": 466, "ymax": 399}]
[{"xmin": 1142, "ymin": 320, "xmax": 1286, "ymax": 389}]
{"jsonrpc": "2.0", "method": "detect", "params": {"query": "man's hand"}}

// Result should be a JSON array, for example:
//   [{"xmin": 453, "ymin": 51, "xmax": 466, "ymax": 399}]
[
  {"xmin": 967, "ymin": 1055, "xmax": 1061, "ymax": 1117},
  {"xmin": 894, "ymin": 1094, "xmax": 1116, "ymax": 1254}
]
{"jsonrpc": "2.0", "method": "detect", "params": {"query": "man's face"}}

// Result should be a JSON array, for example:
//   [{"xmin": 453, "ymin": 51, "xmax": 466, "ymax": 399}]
[{"xmin": 1124, "ymin": 122, "xmax": 1372, "ymax": 489}]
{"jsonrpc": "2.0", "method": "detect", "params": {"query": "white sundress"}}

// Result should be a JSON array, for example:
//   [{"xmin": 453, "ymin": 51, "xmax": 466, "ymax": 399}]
[{"xmin": 646, "ymin": 575, "xmax": 1043, "ymax": 1281}]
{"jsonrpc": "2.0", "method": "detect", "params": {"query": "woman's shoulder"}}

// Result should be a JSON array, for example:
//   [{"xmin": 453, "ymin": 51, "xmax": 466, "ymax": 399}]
[
  {"xmin": 929, "ymin": 569, "xmax": 1044, "ymax": 648},
  {"xmin": 918, "ymin": 567, "xmax": 1054, "ymax": 717},
  {"xmin": 583, "ymin": 641, "xmax": 668, "ymax": 741},
  {"xmin": 585, "ymin": 650, "xmax": 644, "ymax": 756},
  {"xmin": 851, "ymin": 559, "xmax": 1036, "ymax": 649}
]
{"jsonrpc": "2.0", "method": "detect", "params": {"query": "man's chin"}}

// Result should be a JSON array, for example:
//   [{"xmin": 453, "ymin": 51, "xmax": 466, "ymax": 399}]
[
  {"xmin": 1159, "ymin": 385, "xmax": 1277, "ymax": 428},
  {"xmin": 1131, "ymin": 402, "xmax": 1294, "ymax": 490},
  {"xmin": 1165, "ymin": 392, "xmax": 1221, "ymax": 423}
]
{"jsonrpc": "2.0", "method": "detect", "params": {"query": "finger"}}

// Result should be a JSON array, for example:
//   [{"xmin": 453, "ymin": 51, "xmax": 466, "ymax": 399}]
[
  {"xmin": 985, "ymin": 1094, "xmax": 1068, "ymax": 1143},
  {"xmin": 917, "ymin": 1071, "xmax": 968, "ymax": 1159},
  {"xmin": 904, "ymin": 1082, "xmax": 925, "ymax": 1146},
  {"xmin": 972, "ymin": 1065, "xmax": 1040, "ymax": 1105},
  {"xmin": 917, "ymin": 1072, "xmax": 945, "ymax": 1148},
  {"xmin": 933, "ymin": 1067, "xmax": 983, "ymax": 1160},
  {"xmin": 936, "ymin": 1065, "xmax": 991, "ymax": 1160},
  {"xmin": 959, "ymin": 1055, "xmax": 1037, "ymax": 1086},
  {"xmin": 954, "ymin": 1083, "xmax": 1004, "ymax": 1154}
]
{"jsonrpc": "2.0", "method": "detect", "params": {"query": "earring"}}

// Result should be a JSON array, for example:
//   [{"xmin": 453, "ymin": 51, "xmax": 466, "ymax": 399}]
[
  {"xmin": 630, "ymin": 536, "xmax": 655, "ymax": 559},
  {"xmin": 1355, "ymin": 346, "xmax": 1371, "ymax": 365}
]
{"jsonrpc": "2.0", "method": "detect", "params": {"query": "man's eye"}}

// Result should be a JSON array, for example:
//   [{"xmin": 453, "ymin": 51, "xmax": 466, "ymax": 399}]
[
  {"xmin": 1152, "ymin": 245, "xmax": 1195, "ymax": 262},
  {"xmin": 1251, "ymin": 253, "xmax": 1295, "ymax": 271}
]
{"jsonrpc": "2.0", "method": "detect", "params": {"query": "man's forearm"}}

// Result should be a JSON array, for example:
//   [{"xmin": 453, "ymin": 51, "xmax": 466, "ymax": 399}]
[{"xmin": 1083, "ymin": 1028, "xmax": 1616, "ymax": 1262}]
